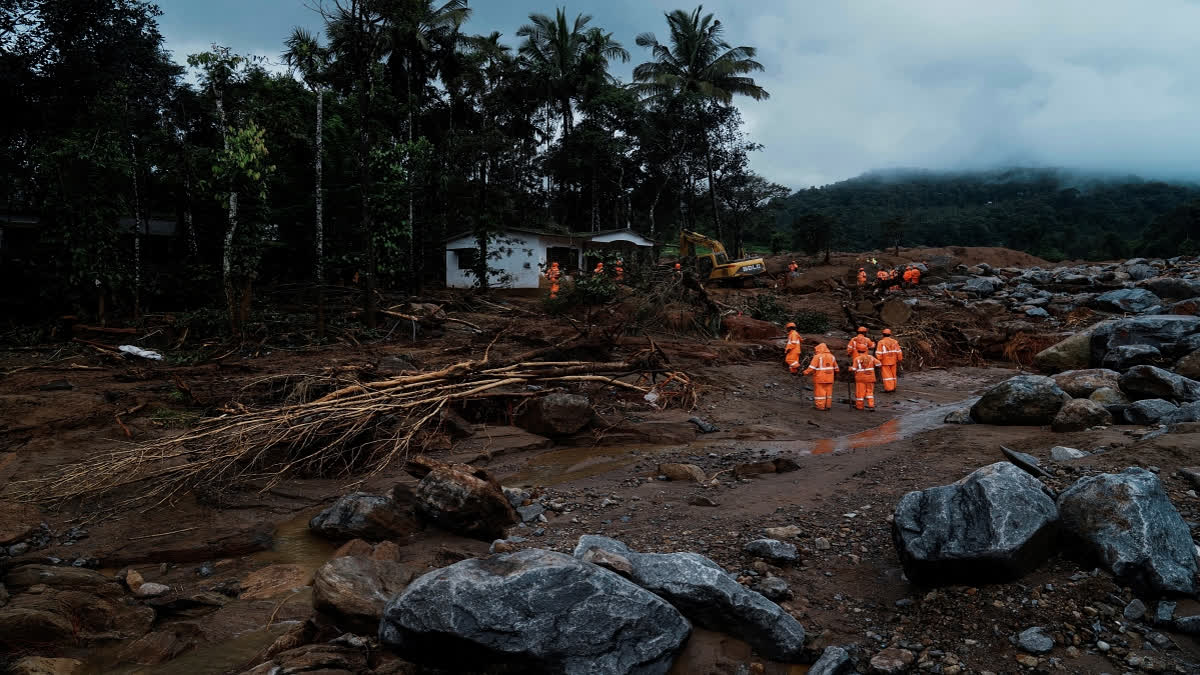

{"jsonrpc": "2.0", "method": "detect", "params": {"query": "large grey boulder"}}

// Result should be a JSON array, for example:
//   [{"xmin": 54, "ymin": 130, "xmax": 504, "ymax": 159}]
[
  {"xmin": 1034, "ymin": 333, "xmax": 1092, "ymax": 372},
  {"xmin": 1125, "ymin": 264, "xmax": 1158, "ymax": 282},
  {"xmin": 743, "ymin": 539, "xmax": 799, "ymax": 564},
  {"xmin": 891, "ymin": 462, "xmax": 1059, "ymax": 586},
  {"xmin": 1090, "ymin": 316, "xmax": 1200, "ymax": 365},
  {"xmin": 517, "ymin": 393, "xmax": 593, "ymax": 436},
  {"xmin": 963, "ymin": 277, "xmax": 1005, "ymax": 296},
  {"xmin": 1093, "ymin": 288, "xmax": 1162, "ymax": 314},
  {"xmin": 1101, "ymin": 344, "xmax": 1162, "ymax": 371},
  {"xmin": 309, "ymin": 493, "xmax": 418, "ymax": 541},
  {"xmin": 379, "ymin": 549, "xmax": 690, "ymax": 675},
  {"xmin": 1051, "ymin": 399, "xmax": 1112, "ymax": 432},
  {"xmin": 1088, "ymin": 387, "xmax": 1129, "ymax": 407},
  {"xmin": 970, "ymin": 375, "xmax": 1071, "ymax": 425},
  {"xmin": 572, "ymin": 536, "xmax": 806, "ymax": 662},
  {"xmin": 410, "ymin": 460, "xmax": 519, "ymax": 541},
  {"xmin": 1175, "ymin": 349, "xmax": 1200, "ymax": 380},
  {"xmin": 1057, "ymin": 468, "xmax": 1197, "ymax": 595},
  {"xmin": 1052, "ymin": 369, "xmax": 1120, "ymax": 398},
  {"xmin": 1119, "ymin": 365, "xmax": 1200, "ymax": 402},
  {"xmin": 1137, "ymin": 277, "xmax": 1200, "ymax": 300},
  {"xmin": 1163, "ymin": 401, "xmax": 1200, "ymax": 425},
  {"xmin": 1124, "ymin": 399, "xmax": 1178, "ymax": 425}
]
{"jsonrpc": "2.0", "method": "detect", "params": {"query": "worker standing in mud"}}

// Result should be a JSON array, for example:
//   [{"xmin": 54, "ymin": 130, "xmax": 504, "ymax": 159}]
[
  {"xmin": 846, "ymin": 326, "xmax": 874, "ymax": 357},
  {"xmin": 850, "ymin": 344, "xmax": 883, "ymax": 411},
  {"xmin": 784, "ymin": 321, "xmax": 804, "ymax": 374},
  {"xmin": 615, "ymin": 259, "xmax": 625, "ymax": 282},
  {"xmin": 875, "ymin": 328, "xmax": 903, "ymax": 392},
  {"xmin": 857, "ymin": 267, "xmax": 867, "ymax": 286},
  {"xmin": 545, "ymin": 262, "xmax": 561, "ymax": 300},
  {"xmin": 803, "ymin": 343, "xmax": 839, "ymax": 410}
]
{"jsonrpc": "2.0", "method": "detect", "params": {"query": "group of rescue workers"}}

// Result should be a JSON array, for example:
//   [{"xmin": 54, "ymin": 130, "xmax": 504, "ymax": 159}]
[
  {"xmin": 855, "ymin": 264, "xmax": 922, "ymax": 292},
  {"xmin": 784, "ymin": 323, "xmax": 903, "ymax": 412},
  {"xmin": 544, "ymin": 259, "xmax": 626, "ymax": 299}
]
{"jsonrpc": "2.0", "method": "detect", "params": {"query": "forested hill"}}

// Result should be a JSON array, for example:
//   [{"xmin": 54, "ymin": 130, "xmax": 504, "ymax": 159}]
[{"xmin": 776, "ymin": 168, "xmax": 1200, "ymax": 261}]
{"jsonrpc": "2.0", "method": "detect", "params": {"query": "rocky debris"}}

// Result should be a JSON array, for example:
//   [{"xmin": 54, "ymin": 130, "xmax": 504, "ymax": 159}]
[
  {"xmin": 868, "ymin": 648, "xmax": 914, "ymax": 674},
  {"xmin": 1057, "ymin": 468, "xmax": 1197, "ymax": 595},
  {"xmin": 438, "ymin": 406, "xmax": 476, "ymax": 437},
  {"xmin": 687, "ymin": 417, "xmax": 719, "ymax": 433},
  {"xmin": 516, "ymin": 392, "xmax": 593, "ymax": 436},
  {"xmin": 516, "ymin": 504, "xmax": 545, "ymax": 524},
  {"xmin": 572, "ymin": 535, "xmax": 805, "ymax": 662},
  {"xmin": 309, "ymin": 492, "xmax": 418, "ymax": 541},
  {"xmin": 241, "ymin": 644, "xmax": 369, "ymax": 675},
  {"xmin": 313, "ymin": 555, "xmax": 415, "ymax": 634},
  {"xmin": 1090, "ymin": 315, "xmax": 1200, "ymax": 365},
  {"xmin": 1124, "ymin": 398, "xmax": 1178, "ymax": 425},
  {"xmin": 238, "ymin": 564, "xmax": 312, "ymax": 600},
  {"xmin": 963, "ymin": 276, "xmax": 1005, "ymax": 296},
  {"xmin": 970, "ymin": 375, "xmax": 1070, "ymax": 425},
  {"xmin": 1180, "ymin": 466, "xmax": 1200, "ymax": 490},
  {"xmin": 763, "ymin": 525, "xmax": 803, "ymax": 539},
  {"xmin": 809, "ymin": 646, "xmax": 854, "ymax": 675},
  {"xmin": 879, "ymin": 298, "xmax": 913, "ymax": 326},
  {"xmin": 1101, "ymin": 344, "xmax": 1162, "ymax": 371},
  {"xmin": 121, "ymin": 568, "xmax": 145, "ymax": 593},
  {"xmin": 331, "ymin": 538, "xmax": 401, "ymax": 562},
  {"xmin": 1155, "ymin": 600, "xmax": 1177, "ymax": 625},
  {"xmin": 722, "ymin": 314, "xmax": 779, "ymax": 340},
  {"xmin": 1119, "ymin": 365, "xmax": 1200, "ymax": 402},
  {"xmin": 134, "ymin": 582, "xmax": 170, "ymax": 597},
  {"xmin": 1125, "ymin": 264, "xmax": 1158, "ymax": 281},
  {"xmin": 1051, "ymin": 398, "xmax": 1112, "ymax": 432},
  {"xmin": 1088, "ymin": 386, "xmax": 1129, "ymax": 407},
  {"xmin": 1137, "ymin": 276, "xmax": 1200, "ymax": 299},
  {"xmin": 9, "ymin": 657, "xmax": 86, "ymax": 675},
  {"xmin": 892, "ymin": 462, "xmax": 1058, "ymax": 585},
  {"xmin": 942, "ymin": 408, "xmax": 974, "ymax": 424},
  {"xmin": 658, "ymin": 463, "xmax": 706, "ymax": 483},
  {"xmin": 732, "ymin": 458, "xmax": 798, "ymax": 477},
  {"xmin": 98, "ymin": 524, "xmax": 272, "ymax": 567},
  {"xmin": 751, "ymin": 576, "xmax": 792, "ymax": 602},
  {"xmin": 1051, "ymin": 368, "xmax": 1120, "ymax": 398},
  {"xmin": 742, "ymin": 539, "xmax": 799, "ymax": 564},
  {"xmin": 1124, "ymin": 598, "xmax": 1148, "ymax": 621},
  {"xmin": 380, "ymin": 548, "xmax": 690, "ymax": 675},
  {"xmin": 0, "ymin": 566, "xmax": 155, "ymax": 649},
  {"xmin": 0, "ymin": 502, "xmax": 41, "ymax": 546},
  {"xmin": 1049, "ymin": 446, "xmax": 1090, "ymax": 461},
  {"xmin": 1016, "ymin": 626, "xmax": 1054, "ymax": 654},
  {"xmin": 1163, "ymin": 400, "xmax": 1200, "ymax": 424},
  {"xmin": 1174, "ymin": 349, "xmax": 1200, "ymax": 379},
  {"xmin": 117, "ymin": 625, "xmax": 203, "ymax": 666},
  {"xmin": 579, "ymin": 547, "xmax": 635, "ymax": 577},
  {"xmin": 406, "ymin": 456, "xmax": 518, "ymax": 541},
  {"xmin": 1092, "ymin": 288, "xmax": 1161, "ymax": 314},
  {"xmin": 1034, "ymin": 332, "xmax": 1093, "ymax": 372}
]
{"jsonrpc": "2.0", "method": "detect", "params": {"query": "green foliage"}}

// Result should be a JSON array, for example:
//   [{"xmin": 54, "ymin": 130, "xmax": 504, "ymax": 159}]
[
  {"xmin": 768, "ymin": 231, "xmax": 788, "ymax": 254},
  {"xmin": 791, "ymin": 310, "xmax": 831, "ymax": 334},
  {"xmin": 744, "ymin": 293, "xmax": 830, "ymax": 333},
  {"xmin": 368, "ymin": 137, "xmax": 433, "ymax": 284}
]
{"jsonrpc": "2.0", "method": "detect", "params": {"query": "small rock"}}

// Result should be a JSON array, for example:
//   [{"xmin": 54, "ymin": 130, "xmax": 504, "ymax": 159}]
[
  {"xmin": 1050, "ymin": 446, "xmax": 1091, "ymax": 461},
  {"xmin": 1174, "ymin": 614, "xmax": 1200, "ymax": 634},
  {"xmin": 135, "ymin": 582, "xmax": 170, "ymax": 598},
  {"xmin": 1154, "ymin": 600, "xmax": 1176, "ymax": 625},
  {"xmin": 688, "ymin": 417, "xmax": 719, "ymax": 433},
  {"xmin": 579, "ymin": 547, "xmax": 635, "ymax": 577},
  {"xmin": 809, "ymin": 646, "xmax": 853, "ymax": 675},
  {"xmin": 658, "ymin": 463, "xmax": 706, "ymax": 483},
  {"xmin": 10, "ymin": 657, "xmax": 86, "ymax": 675},
  {"xmin": 869, "ymin": 648, "xmax": 915, "ymax": 674},
  {"xmin": 763, "ymin": 525, "xmax": 802, "ymax": 539},
  {"xmin": 516, "ymin": 504, "xmax": 545, "ymax": 523},
  {"xmin": 743, "ymin": 539, "xmax": 799, "ymax": 564},
  {"xmin": 688, "ymin": 496, "xmax": 719, "ymax": 507},
  {"xmin": 1123, "ymin": 598, "xmax": 1147, "ymax": 621},
  {"xmin": 1017, "ymin": 626, "xmax": 1054, "ymax": 654},
  {"xmin": 814, "ymin": 537, "xmax": 832, "ymax": 550},
  {"xmin": 124, "ymin": 568, "xmax": 145, "ymax": 592},
  {"xmin": 195, "ymin": 563, "xmax": 214, "ymax": 578},
  {"xmin": 1015, "ymin": 654, "xmax": 1039, "ymax": 667},
  {"xmin": 943, "ymin": 408, "xmax": 974, "ymax": 424},
  {"xmin": 1096, "ymin": 640, "xmax": 1110, "ymax": 652},
  {"xmin": 752, "ymin": 576, "xmax": 792, "ymax": 602}
]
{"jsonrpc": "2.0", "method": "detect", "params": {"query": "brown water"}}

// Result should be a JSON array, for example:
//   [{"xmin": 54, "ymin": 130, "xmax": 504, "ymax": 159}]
[
  {"xmin": 251, "ymin": 507, "xmax": 339, "ymax": 574},
  {"xmin": 93, "ymin": 621, "xmax": 299, "ymax": 675}
]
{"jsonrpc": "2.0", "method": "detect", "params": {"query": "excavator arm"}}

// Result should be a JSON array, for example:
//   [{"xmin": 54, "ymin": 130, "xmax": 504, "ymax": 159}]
[{"xmin": 677, "ymin": 229, "xmax": 765, "ymax": 284}]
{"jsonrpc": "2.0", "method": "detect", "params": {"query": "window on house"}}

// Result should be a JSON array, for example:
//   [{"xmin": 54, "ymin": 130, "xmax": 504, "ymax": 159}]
[
  {"xmin": 546, "ymin": 246, "xmax": 577, "ymax": 270},
  {"xmin": 454, "ymin": 248, "xmax": 479, "ymax": 270}
]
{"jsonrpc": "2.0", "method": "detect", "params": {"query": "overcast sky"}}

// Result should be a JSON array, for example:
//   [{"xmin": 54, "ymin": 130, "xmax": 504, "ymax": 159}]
[{"xmin": 154, "ymin": 0, "xmax": 1200, "ymax": 190}]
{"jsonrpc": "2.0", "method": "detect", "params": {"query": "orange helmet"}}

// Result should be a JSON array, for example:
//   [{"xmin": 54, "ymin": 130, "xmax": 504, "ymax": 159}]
[
  {"xmin": 857, "ymin": 326, "xmax": 867, "ymax": 333},
  {"xmin": 785, "ymin": 322, "xmax": 796, "ymax": 330},
  {"xmin": 882, "ymin": 328, "xmax": 892, "ymax": 335}
]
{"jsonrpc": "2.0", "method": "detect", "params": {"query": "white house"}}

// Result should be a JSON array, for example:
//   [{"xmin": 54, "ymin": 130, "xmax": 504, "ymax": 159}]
[{"xmin": 443, "ymin": 227, "xmax": 658, "ymax": 289}]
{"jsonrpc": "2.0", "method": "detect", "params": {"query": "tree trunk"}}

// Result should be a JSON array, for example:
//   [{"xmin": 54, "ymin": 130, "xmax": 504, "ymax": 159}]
[
  {"xmin": 706, "ymin": 144, "xmax": 723, "ymax": 244},
  {"xmin": 183, "ymin": 174, "xmax": 197, "ymax": 258},
  {"xmin": 476, "ymin": 158, "xmax": 489, "ymax": 290},
  {"xmin": 407, "ymin": 69, "xmax": 418, "ymax": 295},
  {"xmin": 591, "ymin": 168, "xmax": 598, "ymax": 232},
  {"xmin": 129, "ymin": 137, "xmax": 143, "ymax": 317},
  {"xmin": 214, "ymin": 88, "xmax": 240, "ymax": 335},
  {"xmin": 315, "ymin": 85, "xmax": 325, "ymax": 337}
]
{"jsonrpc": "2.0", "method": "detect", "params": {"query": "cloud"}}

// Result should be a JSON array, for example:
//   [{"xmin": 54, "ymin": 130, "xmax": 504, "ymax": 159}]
[{"xmin": 154, "ymin": 0, "xmax": 1200, "ymax": 189}]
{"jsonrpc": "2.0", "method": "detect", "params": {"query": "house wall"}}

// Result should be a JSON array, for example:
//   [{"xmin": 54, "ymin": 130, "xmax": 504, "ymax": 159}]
[{"xmin": 444, "ymin": 233, "xmax": 543, "ymax": 289}]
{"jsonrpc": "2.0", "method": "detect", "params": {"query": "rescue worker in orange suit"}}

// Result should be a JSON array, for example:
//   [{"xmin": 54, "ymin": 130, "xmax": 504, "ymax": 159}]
[
  {"xmin": 784, "ymin": 321, "xmax": 804, "ymax": 374},
  {"xmin": 545, "ymin": 262, "xmax": 561, "ymax": 300},
  {"xmin": 910, "ymin": 265, "xmax": 921, "ymax": 285},
  {"xmin": 788, "ymin": 260, "xmax": 799, "ymax": 276},
  {"xmin": 846, "ymin": 326, "xmax": 875, "ymax": 358},
  {"xmin": 803, "ymin": 343, "xmax": 839, "ymax": 410},
  {"xmin": 615, "ymin": 260, "xmax": 625, "ymax": 282},
  {"xmin": 850, "ymin": 343, "xmax": 883, "ymax": 411},
  {"xmin": 594, "ymin": 261, "xmax": 604, "ymax": 275},
  {"xmin": 875, "ymin": 328, "xmax": 903, "ymax": 392},
  {"xmin": 857, "ymin": 267, "xmax": 867, "ymax": 286}
]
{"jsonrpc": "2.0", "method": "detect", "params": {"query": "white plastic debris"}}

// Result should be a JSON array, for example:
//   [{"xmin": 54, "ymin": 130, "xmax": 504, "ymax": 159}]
[
  {"xmin": 643, "ymin": 390, "xmax": 660, "ymax": 404},
  {"xmin": 118, "ymin": 345, "xmax": 163, "ymax": 361}
]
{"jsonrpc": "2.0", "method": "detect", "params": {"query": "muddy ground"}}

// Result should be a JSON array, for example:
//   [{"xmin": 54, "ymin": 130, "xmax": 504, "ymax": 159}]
[{"xmin": 1, "ymin": 248, "xmax": 1199, "ymax": 674}]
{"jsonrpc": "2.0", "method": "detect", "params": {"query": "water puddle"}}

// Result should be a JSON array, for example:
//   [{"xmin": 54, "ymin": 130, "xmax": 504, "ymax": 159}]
[
  {"xmin": 92, "ymin": 621, "xmax": 298, "ymax": 675},
  {"xmin": 251, "ymin": 507, "xmax": 338, "ymax": 574},
  {"xmin": 777, "ymin": 397, "xmax": 979, "ymax": 457},
  {"xmin": 503, "ymin": 443, "xmax": 685, "ymax": 488}
]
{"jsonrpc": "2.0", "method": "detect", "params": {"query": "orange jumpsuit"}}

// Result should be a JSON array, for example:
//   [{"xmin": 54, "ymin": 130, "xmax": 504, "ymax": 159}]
[
  {"xmin": 876, "ymin": 270, "xmax": 888, "ymax": 284},
  {"xmin": 876, "ymin": 336, "xmax": 903, "ymax": 392},
  {"xmin": 910, "ymin": 268, "xmax": 921, "ymax": 285},
  {"xmin": 788, "ymin": 261, "xmax": 799, "ymax": 276},
  {"xmin": 857, "ymin": 269, "xmax": 867, "ymax": 286},
  {"xmin": 594, "ymin": 262, "xmax": 604, "ymax": 275},
  {"xmin": 803, "ymin": 344, "xmax": 839, "ymax": 410},
  {"xmin": 846, "ymin": 334, "xmax": 875, "ymax": 358},
  {"xmin": 615, "ymin": 261, "xmax": 624, "ymax": 282},
  {"xmin": 785, "ymin": 329, "xmax": 804, "ymax": 374},
  {"xmin": 546, "ymin": 262, "xmax": 561, "ymax": 299},
  {"xmin": 851, "ymin": 351, "xmax": 883, "ymax": 410}
]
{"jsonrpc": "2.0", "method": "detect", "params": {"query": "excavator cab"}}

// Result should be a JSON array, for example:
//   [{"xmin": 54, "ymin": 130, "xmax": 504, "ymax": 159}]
[{"xmin": 678, "ymin": 230, "xmax": 766, "ymax": 286}]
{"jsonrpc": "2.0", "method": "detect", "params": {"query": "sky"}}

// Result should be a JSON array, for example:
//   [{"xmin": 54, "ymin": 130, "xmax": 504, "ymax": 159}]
[{"xmin": 154, "ymin": 0, "xmax": 1200, "ymax": 191}]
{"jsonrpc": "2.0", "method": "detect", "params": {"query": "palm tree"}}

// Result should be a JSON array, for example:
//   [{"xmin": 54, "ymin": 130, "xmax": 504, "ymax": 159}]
[
  {"xmin": 633, "ymin": 6, "xmax": 768, "ymax": 243},
  {"xmin": 282, "ymin": 28, "xmax": 330, "ymax": 334},
  {"xmin": 517, "ymin": 8, "xmax": 628, "ymax": 139}
]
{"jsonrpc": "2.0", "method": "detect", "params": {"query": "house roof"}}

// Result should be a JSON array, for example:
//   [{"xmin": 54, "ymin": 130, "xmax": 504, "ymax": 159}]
[{"xmin": 444, "ymin": 226, "xmax": 660, "ymax": 246}]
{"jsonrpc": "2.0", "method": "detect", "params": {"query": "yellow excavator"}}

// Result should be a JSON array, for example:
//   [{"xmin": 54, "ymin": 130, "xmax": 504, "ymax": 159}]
[{"xmin": 678, "ymin": 229, "xmax": 766, "ymax": 286}]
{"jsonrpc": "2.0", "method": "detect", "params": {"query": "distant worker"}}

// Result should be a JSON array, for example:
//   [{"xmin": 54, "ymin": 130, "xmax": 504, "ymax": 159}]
[
  {"xmin": 788, "ymin": 260, "xmax": 799, "ymax": 277},
  {"xmin": 902, "ymin": 265, "xmax": 915, "ymax": 286},
  {"xmin": 594, "ymin": 262, "xmax": 604, "ymax": 275},
  {"xmin": 875, "ymin": 268, "xmax": 889, "ymax": 286},
  {"xmin": 846, "ymin": 325, "xmax": 875, "ymax": 357},
  {"xmin": 850, "ymin": 344, "xmax": 883, "ymax": 411},
  {"xmin": 857, "ymin": 267, "xmax": 867, "ymax": 286},
  {"xmin": 875, "ymin": 328, "xmax": 903, "ymax": 392},
  {"xmin": 910, "ymin": 265, "xmax": 921, "ymax": 285},
  {"xmin": 615, "ymin": 259, "xmax": 625, "ymax": 282},
  {"xmin": 784, "ymin": 321, "xmax": 804, "ymax": 374},
  {"xmin": 545, "ymin": 262, "xmax": 561, "ymax": 300},
  {"xmin": 803, "ymin": 343, "xmax": 839, "ymax": 410}
]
